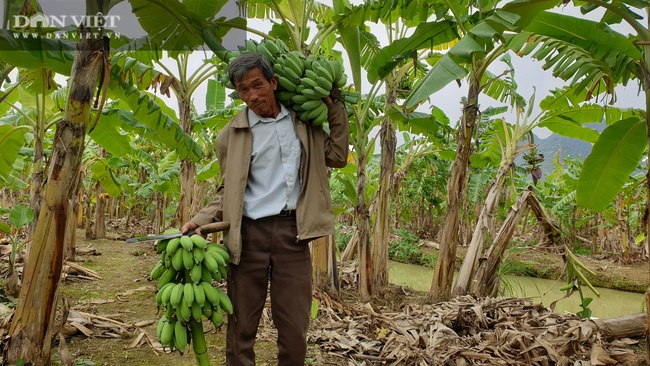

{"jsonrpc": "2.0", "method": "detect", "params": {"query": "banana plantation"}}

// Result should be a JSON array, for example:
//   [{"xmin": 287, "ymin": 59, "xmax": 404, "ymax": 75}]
[{"xmin": 0, "ymin": 0, "xmax": 649, "ymax": 364}]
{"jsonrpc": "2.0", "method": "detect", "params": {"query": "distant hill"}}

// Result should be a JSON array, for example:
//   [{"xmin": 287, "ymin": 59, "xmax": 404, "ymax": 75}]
[
  {"xmin": 533, "ymin": 133, "xmax": 592, "ymax": 174},
  {"xmin": 525, "ymin": 123, "xmax": 605, "ymax": 176}
]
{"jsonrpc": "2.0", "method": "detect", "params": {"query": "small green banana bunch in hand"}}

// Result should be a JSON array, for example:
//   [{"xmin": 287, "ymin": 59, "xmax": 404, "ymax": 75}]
[{"xmin": 149, "ymin": 230, "xmax": 233, "ymax": 356}]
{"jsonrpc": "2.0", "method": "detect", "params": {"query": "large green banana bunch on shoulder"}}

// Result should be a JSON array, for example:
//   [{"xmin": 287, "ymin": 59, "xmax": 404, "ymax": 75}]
[
  {"xmin": 150, "ymin": 230, "xmax": 233, "ymax": 353},
  {"xmin": 274, "ymin": 52, "xmax": 347, "ymax": 126},
  {"xmin": 217, "ymin": 39, "xmax": 348, "ymax": 126}
]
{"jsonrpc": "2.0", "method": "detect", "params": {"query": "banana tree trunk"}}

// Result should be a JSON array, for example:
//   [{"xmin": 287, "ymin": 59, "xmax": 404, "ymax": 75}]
[
  {"xmin": 430, "ymin": 75, "xmax": 480, "ymax": 303},
  {"xmin": 312, "ymin": 235, "xmax": 339, "ymax": 294},
  {"xmin": 371, "ymin": 84, "xmax": 397, "ymax": 291},
  {"xmin": 93, "ymin": 147, "xmax": 107, "ymax": 239},
  {"xmin": 179, "ymin": 100, "xmax": 195, "ymax": 226},
  {"xmin": 357, "ymin": 157, "xmax": 373, "ymax": 302},
  {"xmin": 7, "ymin": 33, "xmax": 105, "ymax": 365},
  {"xmin": 154, "ymin": 192, "xmax": 164, "ymax": 234},
  {"xmin": 616, "ymin": 194, "xmax": 630, "ymax": 261},
  {"xmin": 471, "ymin": 188, "xmax": 532, "ymax": 296},
  {"xmin": 453, "ymin": 162, "xmax": 512, "ymax": 296},
  {"xmin": 64, "ymin": 169, "xmax": 85, "ymax": 262},
  {"xmin": 28, "ymin": 91, "xmax": 45, "ymax": 237}
]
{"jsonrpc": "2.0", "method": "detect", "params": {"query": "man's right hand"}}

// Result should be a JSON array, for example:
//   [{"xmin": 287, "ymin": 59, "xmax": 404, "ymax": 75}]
[{"xmin": 180, "ymin": 221, "xmax": 199, "ymax": 235}]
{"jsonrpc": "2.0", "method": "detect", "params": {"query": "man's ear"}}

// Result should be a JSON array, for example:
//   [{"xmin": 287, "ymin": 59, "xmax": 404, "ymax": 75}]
[{"xmin": 270, "ymin": 75, "xmax": 279, "ymax": 91}]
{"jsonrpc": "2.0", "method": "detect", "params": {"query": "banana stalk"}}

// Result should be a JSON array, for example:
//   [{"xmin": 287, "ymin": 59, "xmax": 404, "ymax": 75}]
[{"xmin": 190, "ymin": 320, "xmax": 210, "ymax": 366}]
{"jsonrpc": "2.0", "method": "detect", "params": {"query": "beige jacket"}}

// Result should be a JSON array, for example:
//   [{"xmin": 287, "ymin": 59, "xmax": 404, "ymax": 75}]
[{"xmin": 190, "ymin": 101, "xmax": 349, "ymax": 264}]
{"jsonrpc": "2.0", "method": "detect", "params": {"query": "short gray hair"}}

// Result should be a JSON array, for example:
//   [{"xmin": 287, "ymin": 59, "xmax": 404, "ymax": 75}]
[{"xmin": 228, "ymin": 53, "xmax": 275, "ymax": 87}]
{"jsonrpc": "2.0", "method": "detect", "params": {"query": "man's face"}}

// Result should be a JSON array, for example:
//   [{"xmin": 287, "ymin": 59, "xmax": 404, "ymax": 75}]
[{"xmin": 235, "ymin": 67, "xmax": 279, "ymax": 119}]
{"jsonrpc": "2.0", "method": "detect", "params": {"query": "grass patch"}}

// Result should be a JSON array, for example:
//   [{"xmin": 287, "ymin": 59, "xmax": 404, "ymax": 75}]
[{"xmin": 388, "ymin": 229, "xmax": 421, "ymax": 264}]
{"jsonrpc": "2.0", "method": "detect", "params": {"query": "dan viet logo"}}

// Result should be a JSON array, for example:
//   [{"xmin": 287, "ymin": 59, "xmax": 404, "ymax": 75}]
[
  {"xmin": 10, "ymin": 12, "xmax": 122, "ymax": 41},
  {"xmin": 13, "ymin": 12, "xmax": 121, "ymax": 29}
]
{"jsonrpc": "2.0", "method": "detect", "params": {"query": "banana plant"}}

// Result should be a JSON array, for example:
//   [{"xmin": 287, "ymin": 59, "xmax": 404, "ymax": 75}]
[
  {"xmin": 393, "ymin": 0, "xmax": 637, "ymax": 302},
  {"xmin": 6, "ymin": 0, "xmax": 114, "ymax": 360},
  {"xmin": 406, "ymin": 8, "xmax": 526, "ymax": 303}
]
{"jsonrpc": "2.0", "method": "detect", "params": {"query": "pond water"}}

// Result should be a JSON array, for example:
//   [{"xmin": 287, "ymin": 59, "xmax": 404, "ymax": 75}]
[{"xmin": 388, "ymin": 260, "xmax": 645, "ymax": 319}]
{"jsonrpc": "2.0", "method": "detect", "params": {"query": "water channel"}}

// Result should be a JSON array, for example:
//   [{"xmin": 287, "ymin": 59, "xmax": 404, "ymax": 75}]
[{"xmin": 388, "ymin": 261, "xmax": 645, "ymax": 318}]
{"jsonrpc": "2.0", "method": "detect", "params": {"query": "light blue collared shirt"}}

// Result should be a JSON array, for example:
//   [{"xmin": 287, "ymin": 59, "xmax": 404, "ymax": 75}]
[{"xmin": 243, "ymin": 104, "xmax": 301, "ymax": 219}]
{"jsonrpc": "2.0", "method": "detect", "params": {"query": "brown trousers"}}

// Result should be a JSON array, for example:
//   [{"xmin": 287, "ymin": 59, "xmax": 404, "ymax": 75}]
[{"xmin": 226, "ymin": 215, "xmax": 312, "ymax": 366}]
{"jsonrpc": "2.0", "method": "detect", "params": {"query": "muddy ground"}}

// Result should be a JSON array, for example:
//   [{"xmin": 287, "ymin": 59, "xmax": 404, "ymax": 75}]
[{"xmin": 46, "ymin": 228, "xmax": 648, "ymax": 366}]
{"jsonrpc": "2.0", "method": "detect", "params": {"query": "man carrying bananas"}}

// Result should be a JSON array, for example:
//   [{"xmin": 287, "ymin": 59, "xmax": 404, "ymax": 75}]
[{"xmin": 180, "ymin": 52, "xmax": 349, "ymax": 366}]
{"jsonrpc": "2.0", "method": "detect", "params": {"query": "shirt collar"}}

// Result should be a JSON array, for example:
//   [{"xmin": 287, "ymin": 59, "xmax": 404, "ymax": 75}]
[{"xmin": 248, "ymin": 103, "xmax": 289, "ymax": 127}]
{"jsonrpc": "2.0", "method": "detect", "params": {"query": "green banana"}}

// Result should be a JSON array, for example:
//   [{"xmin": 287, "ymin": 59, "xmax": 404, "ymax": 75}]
[
  {"xmin": 190, "ymin": 234, "xmax": 207, "ymax": 249},
  {"xmin": 277, "ymin": 76, "xmax": 298, "ymax": 92},
  {"xmin": 166, "ymin": 237, "xmax": 181, "ymax": 256},
  {"xmin": 216, "ymin": 288, "xmax": 234, "ymax": 314},
  {"xmin": 274, "ymin": 38, "xmax": 288, "ymax": 53},
  {"xmin": 194, "ymin": 283, "xmax": 206, "ymax": 307},
  {"xmin": 218, "ymin": 265, "xmax": 228, "ymax": 280},
  {"xmin": 334, "ymin": 73, "xmax": 347, "ymax": 88},
  {"xmin": 264, "ymin": 39, "xmax": 280, "ymax": 55},
  {"xmin": 257, "ymin": 44, "xmax": 275, "ymax": 62},
  {"xmin": 156, "ymin": 282, "xmax": 173, "ymax": 306},
  {"xmin": 191, "ymin": 301, "xmax": 203, "ymax": 322},
  {"xmin": 300, "ymin": 88, "xmax": 323, "ymax": 100},
  {"xmin": 157, "ymin": 267, "xmax": 177, "ymax": 289},
  {"xmin": 203, "ymin": 251, "xmax": 220, "ymax": 273},
  {"xmin": 174, "ymin": 319, "xmax": 188, "ymax": 352},
  {"xmin": 201, "ymin": 282, "xmax": 220, "ymax": 306},
  {"xmin": 301, "ymin": 103, "xmax": 323, "ymax": 121},
  {"xmin": 178, "ymin": 300, "xmax": 191, "ymax": 323},
  {"xmin": 312, "ymin": 85, "xmax": 330, "ymax": 98},
  {"xmin": 245, "ymin": 39, "xmax": 258, "ymax": 53},
  {"xmin": 183, "ymin": 283, "xmax": 195, "ymax": 308},
  {"xmin": 156, "ymin": 239, "xmax": 169, "ymax": 254},
  {"xmin": 300, "ymin": 99, "xmax": 325, "ymax": 111},
  {"xmin": 201, "ymin": 263, "xmax": 213, "ymax": 283},
  {"xmin": 160, "ymin": 320, "xmax": 174, "ymax": 347},
  {"xmin": 160, "ymin": 282, "xmax": 176, "ymax": 306},
  {"xmin": 291, "ymin": 94, "xmax": 310, "ymax": 105},
  {"xmin": 156, "ymin": 316, "xmax": 167, "ymax": 339},
  {"xmin": 202, "ymin": 303, "xmax": 213, "ymax": 318},
  {"xmin": 284, "ymin": 53, "xmax": 305, "ymax": 78},
  {"xmin": 311, "ymin": 103, "xmax": 329, "ymax": 126},
  {"xmin": 315, "ymin": 76, "xmax": 333, "ymax": 91},
  {"xmin": 314, "ymin": 64, "xmax": 333, "ymax": 84},
  {"xmin": 190, "ymin": 263, "xmax": 202, "ymax": 284},
  {"xmin": 320, "ymin": 60, "xmax": 337, "ymax": 82},
  {"xmin": 170, "ymin": 283, "xmax": 184, "ymax": 309},
  {"xmin": 278, "ymin": 60, "xmax": 302, "ymax": 82},
  {"xmin": 211, "ymin": 269, "xmax": 222, "ymax": 282},
  {"xmin": 171, "ymin": 248, "xmax": 183, "ymax": 271},
  {"xmin": 211, "ymin": 309, "xmax": 224, "ymax": 327},
  {"xmin": 209, "ymin": 245, "xmax": 231, "ymax": 263},
  {"xmin": 180, "ymin": 236, "xmax": 194, "ymax": 251},
  {"xmin": 207, "ymin": 250, "xmax": 226, "ymax": 268},
  {"xmin": 300, "ymin": 76, "xmax": 319, "ymax": 90},
  {"xmin": 182, "ymin": 250, "xmax": 194, "ymax": 271},
  {"xmin": 150, "ymin": 261, "xmax": 165, "ymax": 281},
  {"xmin": 193, "ymin": 246, "xmax": 205, "ymax": 264},
  {"xmin": 304, "ymin": 69, "xmax": 319, "ymax": 82},
  {"xmin": 329, "ymin": 60, "xmax": 342, "ymax": 82}
]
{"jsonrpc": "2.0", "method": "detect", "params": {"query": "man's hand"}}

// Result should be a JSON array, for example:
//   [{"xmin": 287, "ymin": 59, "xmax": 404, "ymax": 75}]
[
  {"xmin": 180, "ymin": 221, "xmax": 200, "ymax": 235},
  {"xmin": 323, "ymin": 88, "xmax": 342, "ymax": 107}
]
